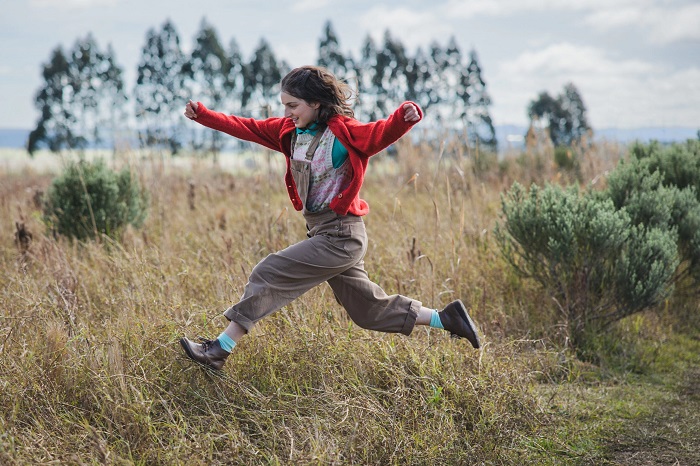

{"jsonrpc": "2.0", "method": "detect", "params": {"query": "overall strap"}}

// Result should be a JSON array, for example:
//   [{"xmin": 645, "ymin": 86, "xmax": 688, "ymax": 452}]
[
  {"xmin": 290, "ymin": 125, "xmax": 327, "ymax": 160},
  {"xmin": 305, "ymin": 129, "xmax": 325, "ymax": 160}
]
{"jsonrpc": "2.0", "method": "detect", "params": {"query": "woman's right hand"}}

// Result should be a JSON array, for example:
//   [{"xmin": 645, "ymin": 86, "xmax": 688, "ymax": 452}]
[{"xmin": 184, "ymin": 100, "xmax": 198, "ymax": 120}]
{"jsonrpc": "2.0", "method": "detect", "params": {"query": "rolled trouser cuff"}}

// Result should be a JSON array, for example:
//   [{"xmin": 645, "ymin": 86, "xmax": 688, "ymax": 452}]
[
  {"xmin": 223, "ymin": 306, "xmax": 255, "ymax": 333},
  {"xmin": 400, "ymin": 299, "xmax": 420, "ymax": 336}
]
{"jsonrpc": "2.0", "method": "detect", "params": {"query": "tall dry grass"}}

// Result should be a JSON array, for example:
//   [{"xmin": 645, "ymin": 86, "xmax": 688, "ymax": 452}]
[{"xmin": 0, "ymin": 141, "xmax": 623, "ymax": 464}]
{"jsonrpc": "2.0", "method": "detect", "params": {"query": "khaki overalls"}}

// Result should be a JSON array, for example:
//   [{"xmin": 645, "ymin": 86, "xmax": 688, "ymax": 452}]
[{"xmin": 223, "ymin": 128, "xmax": 421, "ymax": 335}]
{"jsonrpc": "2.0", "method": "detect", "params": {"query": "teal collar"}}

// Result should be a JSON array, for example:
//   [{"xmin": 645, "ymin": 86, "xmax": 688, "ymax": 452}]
[{"xmin": 296, "ymin": 122, "xmax": 321, "ymax": 135}]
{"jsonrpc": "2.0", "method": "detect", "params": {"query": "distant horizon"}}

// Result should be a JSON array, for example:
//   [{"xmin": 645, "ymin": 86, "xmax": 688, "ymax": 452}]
[
  {"xmin": 3, "ymin": 123, "xmax": 698, "ymax": 132},
  {"xmin": 2, "ymin": 125, "xmax": 697, "ymax": 152}
]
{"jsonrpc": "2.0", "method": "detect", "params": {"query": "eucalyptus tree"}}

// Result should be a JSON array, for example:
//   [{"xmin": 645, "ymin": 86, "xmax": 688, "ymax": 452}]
[
  {"xmin": 223, "ymin": 37, "xmax": 247, "ymax": 116},
  {"xmin": 318, "ymin": 20, "xmax": 352, "ymax": 80},
  {"xmin": 28, "ymin": 35, "xmax": 126, "ymax": 155},
  {"xmin": 134, "ymin": 19, "xmax": 188, "ymax": 154},
  {"xmin": 368, "ymin": 31, "xmax": 401, "ymax": 117},
  {"xmin": 379, "ymin": 31, "xmax": 410, "ymax": 113},
  {"xmin": 355, "ymin": 35, "xmax": 379, "ymax": 121},
  {"xmin": 28, "ymin": 46, "xmax": 72, "ymax": 154},
  {"xmin": 405, "ymin": 47, "xmax": 436, "ymax": 122},
  {"xmin": 464, "ymin": 49, "xmax": 497, "ymax": 151},
  {"xmin": 559, "ymin": 83, "xmax": 591, "ymax": 146},
  {"xmin": 186, "ymin": 18, "xmax": 229, "ymax": 155},
  {"xmin": 441, "ymin": 37, "xmax": 468, "ymax": 126},
  {"xmin": 426, "ymin": 41, "xmax": 450, "ymax": 125},
  {"xmin": 528, "ymin": 83, "xmax": 590, "ymax": 148},
  {"xmin": 243, "ymin": 39, "xmax": 284, "ymax": 118}
]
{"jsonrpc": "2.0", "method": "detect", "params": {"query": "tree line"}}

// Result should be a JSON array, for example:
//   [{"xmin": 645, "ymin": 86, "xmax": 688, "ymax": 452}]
[
  {"xmin": 27, "ymin": 19, "xmax": 500, "ymax": 156},
  {"xmin": 27, "ymin": 18, "xmax": 592, "ymax": 157}
]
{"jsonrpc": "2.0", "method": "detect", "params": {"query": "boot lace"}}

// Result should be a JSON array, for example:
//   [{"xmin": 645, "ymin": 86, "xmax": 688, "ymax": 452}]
[{"xmin": 197, "ymin": 337, "xmax": 216, "ymax": 352}]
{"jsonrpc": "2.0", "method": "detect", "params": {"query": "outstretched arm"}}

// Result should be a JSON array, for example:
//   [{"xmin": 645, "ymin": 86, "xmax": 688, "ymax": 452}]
[
  {"xmin": 332, "ymin": 101, "xmax": 423, "ymax": 157},
  {"xmin": 183, "ymin": 100, "xmax": 290, "ymax": 153}
]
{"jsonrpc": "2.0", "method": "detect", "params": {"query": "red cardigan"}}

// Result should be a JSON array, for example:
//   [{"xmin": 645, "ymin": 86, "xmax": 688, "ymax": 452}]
[{"xmin": 193, "ymin": 101, "xmax": 423, "ymax": 216}]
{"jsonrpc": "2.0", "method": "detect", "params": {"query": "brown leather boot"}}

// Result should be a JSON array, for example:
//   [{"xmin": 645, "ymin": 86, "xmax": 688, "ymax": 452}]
[
  {"xmin": 180, "ymin": 337, "xmax": 230, "ymax": 370},
  {"xmin": 439, "ymin": 300, "xmax": 481, "ymax": 349}
]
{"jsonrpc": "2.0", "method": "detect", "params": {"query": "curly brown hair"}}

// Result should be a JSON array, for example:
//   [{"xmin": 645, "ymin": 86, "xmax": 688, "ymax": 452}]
[{"xmin": 280, "ymin": 66, "xmax": 355, "ymax": 123}]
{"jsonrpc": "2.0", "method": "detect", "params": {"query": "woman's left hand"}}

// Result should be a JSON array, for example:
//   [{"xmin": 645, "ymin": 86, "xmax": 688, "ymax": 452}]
[{"xmin": 402, "ymin": 103, "xmax": 420, "ymax": 122}]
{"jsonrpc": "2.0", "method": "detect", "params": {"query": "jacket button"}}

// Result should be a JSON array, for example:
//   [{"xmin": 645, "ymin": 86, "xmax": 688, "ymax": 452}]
[{"xmin": 338, "ymin": 193, "xmax": 343, "ymax": 198}]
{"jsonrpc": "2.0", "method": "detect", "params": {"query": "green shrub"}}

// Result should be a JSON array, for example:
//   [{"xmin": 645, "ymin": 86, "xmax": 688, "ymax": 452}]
[
  {"xmin": 496, "ymin": 140, "xmax": 700, "ymax": 352},
  {"xmin": 605, "ymin": 142, "xmax": 700, "ymax": 292},
  {"xmin": 43, "ymin": 159, "xmax": 148, "ymax": 241},
  {"xmin": 627, "ymin": 139, "xmax": 700, "ymax": 197},
  {"xmin": 495, "ymin": 182, "xmax": 678, "ymax": 351},
  {"xmin": 553, "ymin": 145, "xmax": 577, "ymax": 172}
]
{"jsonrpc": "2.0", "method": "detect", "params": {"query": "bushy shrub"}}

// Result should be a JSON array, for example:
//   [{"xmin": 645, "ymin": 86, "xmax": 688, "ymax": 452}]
[
  {"xmin": 495, "ymin": 182, "xmax": 678, "ymax": 350},
  {"xmin": 627, "ymin": 139, "xmax": 700, "ymax": 196},
  {"xmin": 496, "ymin": 140, "xmax": 700, "ymax": 352},
  {"xmin": 606, "ymin": 141, "xmax": 700, "ymax": 292},
  {"xmin": 43, "ymin": 159, "xmax": 149, "ymax": 241}
]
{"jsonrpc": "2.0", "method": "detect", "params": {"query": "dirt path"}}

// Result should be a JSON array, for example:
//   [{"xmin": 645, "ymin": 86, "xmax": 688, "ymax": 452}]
[{"xmin": 606, "ymin": 367, "xmax": 700, "ymax": 465}]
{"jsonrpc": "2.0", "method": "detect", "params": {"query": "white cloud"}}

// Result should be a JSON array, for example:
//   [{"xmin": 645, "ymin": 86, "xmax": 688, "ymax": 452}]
[
  {"xmin": 444, "ymin": 0, "xmax": 700, "ymax": 44},
  {"xmin": 443, "ymin": 0, "xmax": 651, "ymax": 18},
  {"xmin": 500, "ymin": 42, "xmax": 653, "ymax": 77},
  {"xmin": 358, "ymin": 6, "xmax": 451, "ymax": 50},
  {"xmin": 443, "ymin": 0, "xmax": 510, "ymax": 18},
  {"xmin": 584, "ymin": 4, "xmax": 700, "ymax": 43},
  {"xmin": 30, "ymin": 0, "xmax": 117, "ymax": 8},
  {"xmin": 646, "ymin": 4, "xmax": 700, "ymax": 44},
  {"xmin": 492, "ymin": 42, "xmax": 700, "ymax": 128},
  {"xmin": 292, "ymin": 0, "xmax": 333, "ymax": 12},
  {"xmin": 582, "ymin": 7, "xmax": 643, "ymax": 29}
]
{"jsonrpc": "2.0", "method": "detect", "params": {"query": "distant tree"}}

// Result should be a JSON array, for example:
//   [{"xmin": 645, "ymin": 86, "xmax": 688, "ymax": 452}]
[
  {"xmin": 464, "ymin": 49, "xmax": 497, "ymax": 151},
  {"xmin": 318, "ymin": 21, "xmax": 352, "ymax": 80},
  {"xmin": 134, "ymin": 19, "xmax": 188, "ymax": 154},
  {"xmin": 426, "ymin": 41, "xmax": 451, "ymax": 125},
  {"xmin": 405, "ymin": 47, "xmax": 435, "ymax": 119},
  {"xmin": 185, "ymin": 18, "xmax": 229, "ymax": 156},
  {"xmin": 402, "ymin": 50, "xmax": 420, "ymax": 104},
  {"xmin": 369, "ymin": 32, "xmax": 393, "ymax": 117},
  {"xmin": 223, "ymin": 37, "xmax": 247, "ymax": 115},
  {"xmin": 244, "ymin": 39, "xmax": 284, "ymax": 117},
  {"xmin": 442, "ymin": 37, "xmax": 468, "ymax": 124},
  {"xmin": 374, "ymin": 31, "xmax": 409, "ymax": 115},
  {"xmin": 355, "ymin": 35, "xmax": 379, "ymax": 121},
  {"xmin": 100, "ymin": 44, "xmax": 129, "ymax": 149},
  {"xmin": 28, "ymin": 47, "xmax": 72, "ymax": 154},
  {"xmin": 559, "ymin": 83, "xmax": 591, "ymax": 145},
  {"xmin": 527, "ymin": 83, "xmax": 590, "ymax": 147},
  {"xmin": 28, "ymin": 35, "xmax": 126, "ymax": 155},
  {"xmin": 528, "ymin": 91, "xmax": 559, "ymax": 140}
]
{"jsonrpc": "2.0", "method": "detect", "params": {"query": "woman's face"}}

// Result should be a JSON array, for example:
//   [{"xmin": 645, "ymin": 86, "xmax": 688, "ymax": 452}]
[{"xmin": 281, "ymin": 92, "xmax": 319, "ymax": 129}]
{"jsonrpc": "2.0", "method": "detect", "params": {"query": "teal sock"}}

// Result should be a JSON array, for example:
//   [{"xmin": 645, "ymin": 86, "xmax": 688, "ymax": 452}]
[
  {"xmin": 217, "ymin": 332, "xmax": 236, "ymax": 353},
  {"xmin": 429, "ymin": 309, "xmax": 444, "ymax": 329}
]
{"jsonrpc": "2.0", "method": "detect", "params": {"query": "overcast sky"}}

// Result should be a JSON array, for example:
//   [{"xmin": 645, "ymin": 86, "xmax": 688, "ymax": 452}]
[{"xmin": 3, "ymin": 0, "xmax": 699, "ymax": 131}]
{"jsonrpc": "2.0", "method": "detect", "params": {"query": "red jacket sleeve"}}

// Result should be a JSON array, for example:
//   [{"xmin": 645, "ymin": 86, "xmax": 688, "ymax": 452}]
[
  {"xmin": 329, "ymin": 101, "xmax": 423, "ymax": 158},
  {"xmin": 193, "ymin": 102, "xmax": 291, "ymax": 153}
]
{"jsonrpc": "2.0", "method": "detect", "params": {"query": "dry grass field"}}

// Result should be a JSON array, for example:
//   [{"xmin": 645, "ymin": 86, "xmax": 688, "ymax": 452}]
[{"xmin": 1, "ymin": 141, "xmax": 699, "ymax": 465}]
